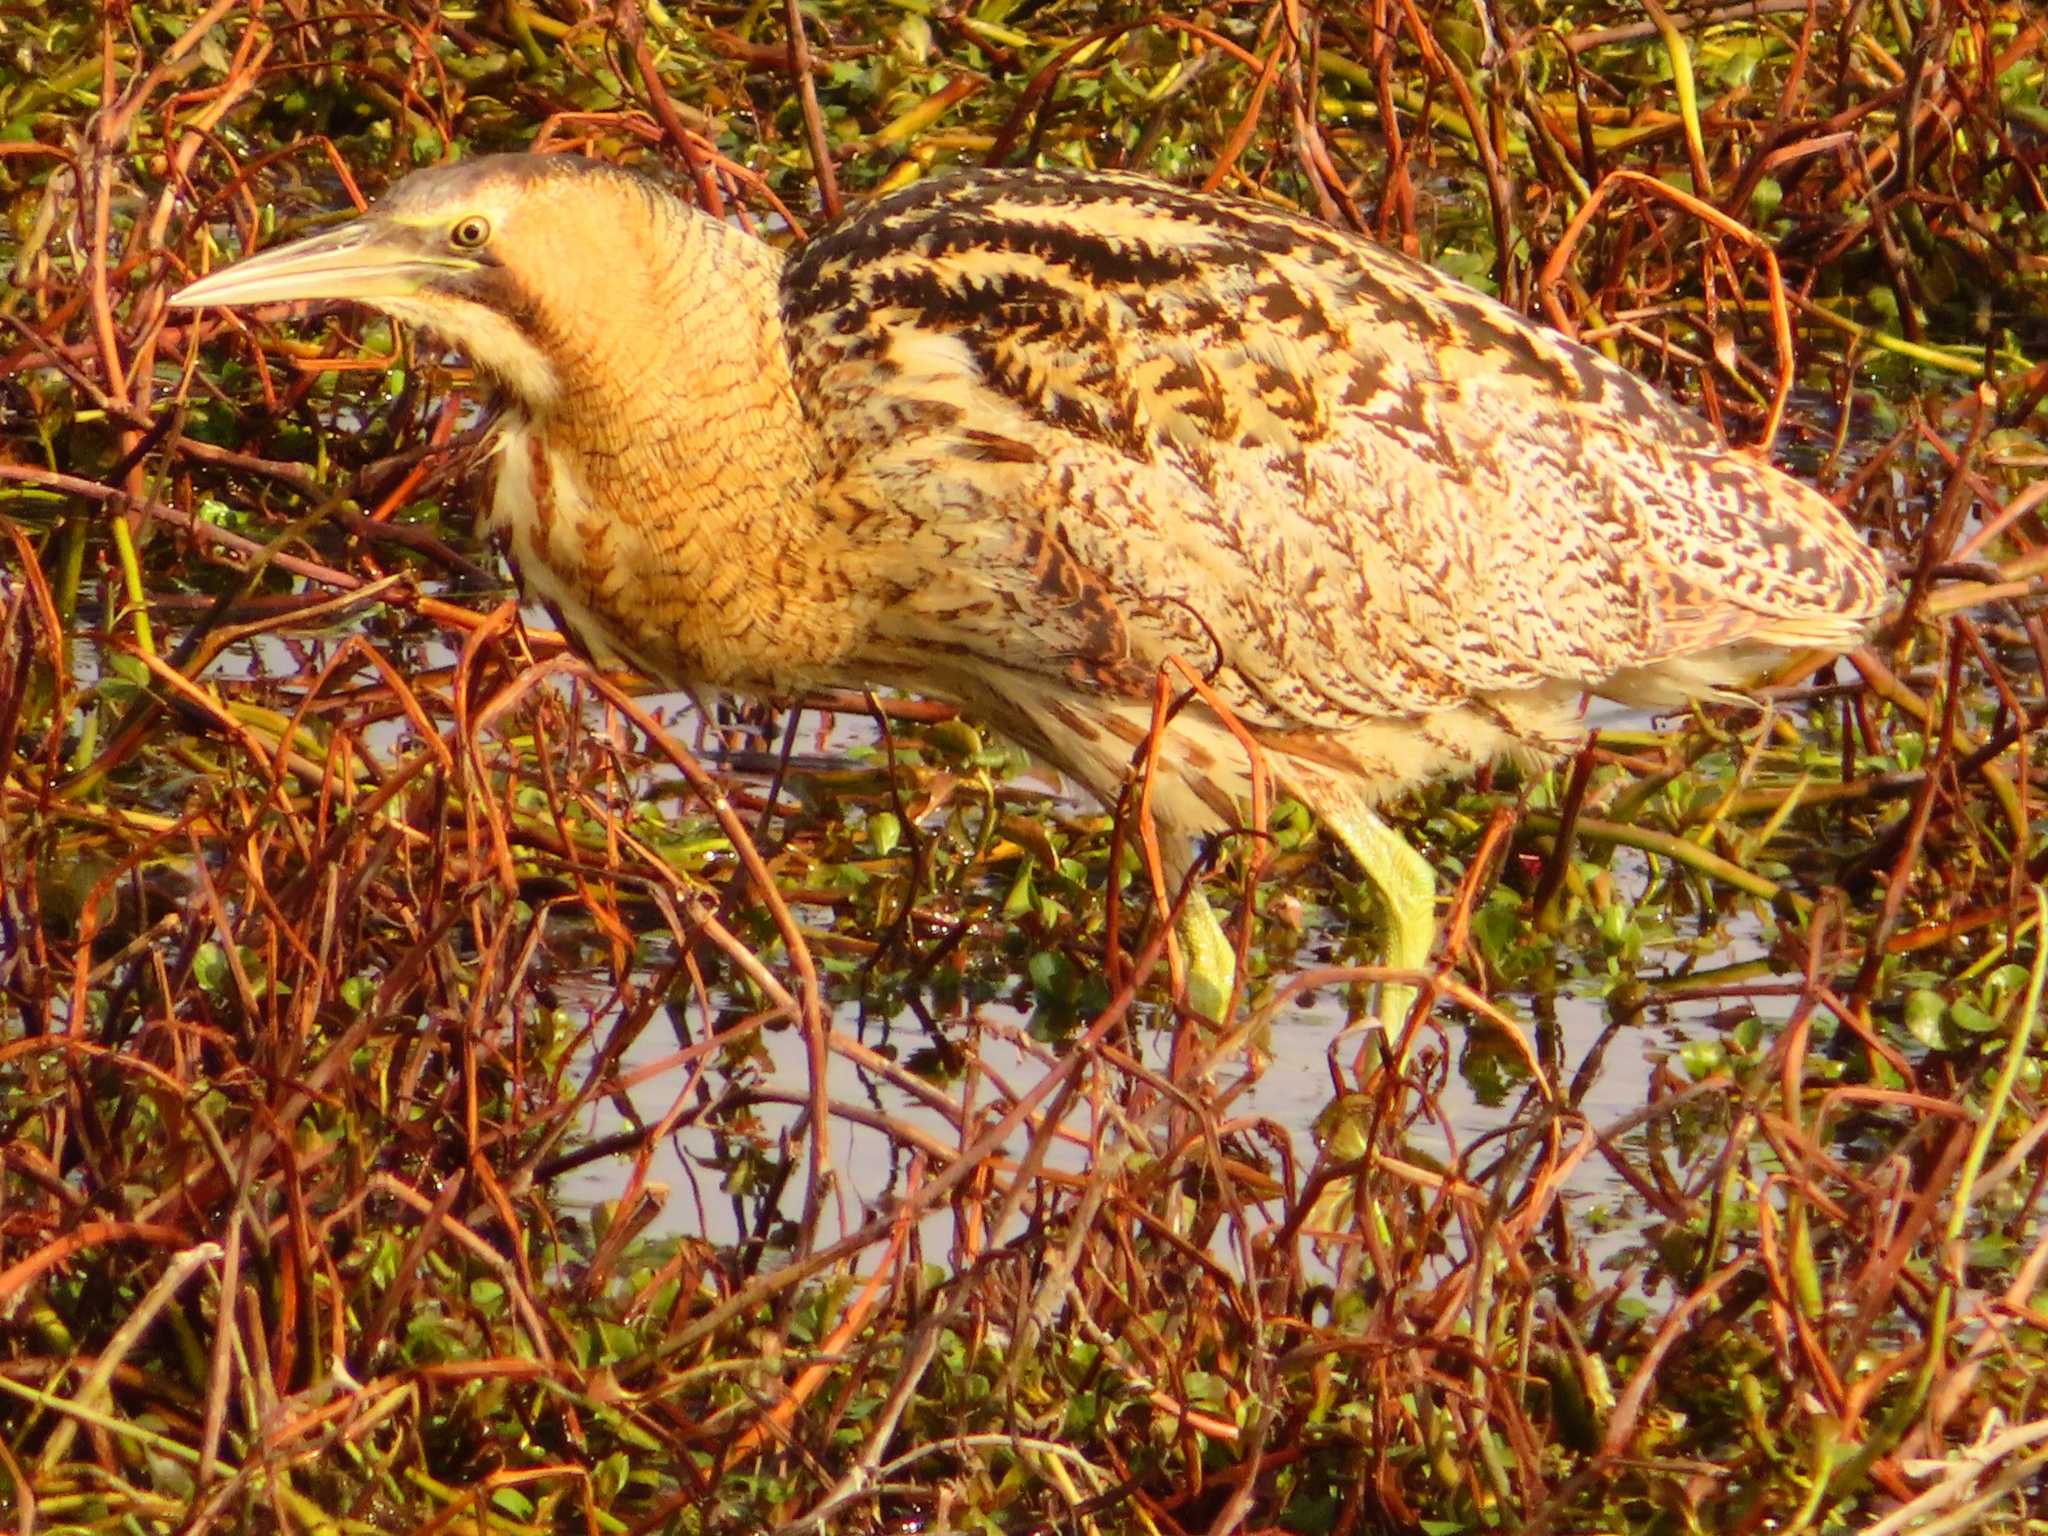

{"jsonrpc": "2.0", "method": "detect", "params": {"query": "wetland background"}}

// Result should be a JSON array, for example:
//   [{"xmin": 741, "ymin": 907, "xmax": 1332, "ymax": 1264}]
[{"xmin": 3, "ymin": 0, "xmax": 2048, "ymax": 1531}]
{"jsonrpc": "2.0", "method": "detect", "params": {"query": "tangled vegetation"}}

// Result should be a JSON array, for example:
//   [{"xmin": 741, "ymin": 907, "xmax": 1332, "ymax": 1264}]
[{"xmin": 1, "ymin": 0, "xmax": 2046, "ymax": 1531}]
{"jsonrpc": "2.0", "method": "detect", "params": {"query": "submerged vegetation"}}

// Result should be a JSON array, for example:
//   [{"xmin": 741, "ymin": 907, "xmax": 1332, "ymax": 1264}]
[{"xmin": 2, "ymin": 0, "xmax": 2046, "ymax": 1530}]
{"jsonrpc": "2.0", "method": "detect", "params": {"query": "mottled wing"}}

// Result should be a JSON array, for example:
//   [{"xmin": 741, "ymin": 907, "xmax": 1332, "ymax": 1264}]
[{"xmin": 783, "ymin": 170, "xmax": 1883, "ymax": 729}]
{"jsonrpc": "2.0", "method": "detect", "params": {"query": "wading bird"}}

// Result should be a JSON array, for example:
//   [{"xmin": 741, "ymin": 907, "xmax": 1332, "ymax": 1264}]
[{"xmin": 171, "ymin": 154, "xmax": 1885, "ymax": 1021}]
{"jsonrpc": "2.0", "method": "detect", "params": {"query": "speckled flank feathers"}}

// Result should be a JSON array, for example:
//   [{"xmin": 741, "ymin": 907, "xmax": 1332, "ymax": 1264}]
[{"xmin": 774, "ymin": 168, "xmax": 1884, "ymax": 867}]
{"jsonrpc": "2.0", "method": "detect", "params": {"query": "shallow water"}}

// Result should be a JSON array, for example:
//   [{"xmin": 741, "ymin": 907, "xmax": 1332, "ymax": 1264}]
[
  {"xmin": 191, "ymin": 600, "xmax": 1804, "ymax": 1284},
  {"xmin": 543, "ymin": 751, "xmax": 1770, "ymax": 1290},
  {"xmin": 555, "ymin": 970, "xmax": 1684, "ymax": 1255}
]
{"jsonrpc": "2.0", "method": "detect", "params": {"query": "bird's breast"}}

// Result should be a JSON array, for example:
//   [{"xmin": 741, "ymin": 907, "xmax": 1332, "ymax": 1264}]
[
  {"xmin": 483, "ymin": 416, "xmax": 868, "ymax": 694},
  {"xmin": 485, "ymin": 420, "xmax": 657, "ymax": 676}
]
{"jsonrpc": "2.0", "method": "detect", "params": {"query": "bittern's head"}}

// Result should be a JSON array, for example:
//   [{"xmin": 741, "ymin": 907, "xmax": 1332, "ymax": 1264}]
[{"xmin": 170, "ymin": 155, "xmax": 688, "ymax": 411}]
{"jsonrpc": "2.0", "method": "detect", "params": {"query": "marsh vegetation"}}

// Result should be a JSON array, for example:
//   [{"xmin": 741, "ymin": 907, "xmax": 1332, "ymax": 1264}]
[{"xmin": 1, "ymin": 1, "xmax": 2046, "ymax": 1531}]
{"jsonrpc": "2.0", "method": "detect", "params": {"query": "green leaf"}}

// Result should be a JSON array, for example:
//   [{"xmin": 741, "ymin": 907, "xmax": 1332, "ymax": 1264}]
[
  {"xmin": 193, "ymin": 942, "xmax": 229, "ymax": 996},
  {"xmin": 867, "ymin": 811, "xmax": 901, "ymax": 857},
  {"xmin": 1679, "ymin": 1039, "xmax": 1727, "ymax": 1080},
  {"xmin": 1983, "ymin": 964, "xmax": 2032, "ymax": 1013},
  {"xmin": 1903, "ymin": 989, "xmax": 1947, "ymax": 1049},
  {"xmin": 1950, "ymin": 1000, "xmax": 2001, "ymax": 1034},
  {"xmin": 1027, "ymin": 949, "xmax": 1069, "ymax": 1000},
  {"xmin": 1003, "ymin": 864, "xmax": 1034, "ymax": 918}
]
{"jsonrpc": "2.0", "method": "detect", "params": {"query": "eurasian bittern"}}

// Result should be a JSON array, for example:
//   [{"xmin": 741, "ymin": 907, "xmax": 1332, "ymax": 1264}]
[{"xmin": 171, "ymin": 155, "xmax": 1886, "ymax": 1020}]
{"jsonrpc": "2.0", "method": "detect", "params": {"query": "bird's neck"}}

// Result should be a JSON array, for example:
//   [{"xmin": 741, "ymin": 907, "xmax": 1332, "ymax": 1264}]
[
  {"xmin": 534, "ymin": 216, "xmax": 822, "ymax": 541},
  {"xmin": 487, "ymin": 213, "xmax": 859, "ymax": 689}
]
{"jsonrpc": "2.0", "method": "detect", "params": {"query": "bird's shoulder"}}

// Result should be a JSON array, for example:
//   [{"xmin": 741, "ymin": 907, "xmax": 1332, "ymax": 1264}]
[
  {"xmin": 778, "ymin": 166, "xmax": 1720, "ymax": 461},
  {"xmin": 777, "ymin": 168, "xmax": 1883, "ymax": 727}
]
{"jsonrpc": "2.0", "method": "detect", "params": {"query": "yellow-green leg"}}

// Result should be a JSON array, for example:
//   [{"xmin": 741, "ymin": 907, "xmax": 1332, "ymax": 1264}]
[
  {"xmin": 1163, "ymin": 814, "xmax": 1434, "ymax": 1027},
  {"xmin": 1173, "ymin": 890, "xmax": 1237, "ymax": 1021},
  {"xmin": 1319, "ymin": 804, "xmax": 1438, "ymax": 1027}
]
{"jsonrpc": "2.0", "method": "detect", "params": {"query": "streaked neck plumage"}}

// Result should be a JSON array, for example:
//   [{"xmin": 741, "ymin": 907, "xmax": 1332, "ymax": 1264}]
[{"xmin": 427, "ymin": 178, "xmax": 849, "ymax": 689}]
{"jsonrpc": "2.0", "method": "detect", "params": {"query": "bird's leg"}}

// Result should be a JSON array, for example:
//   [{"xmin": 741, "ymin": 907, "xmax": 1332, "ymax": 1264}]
[
  {"xmin": 1319, "ymin": 805, "xmax": 1438, "ymax": 1028},
  {"xmin": 1173, "ymin": 889, "xmax": 1237, "ymax": 1021}
]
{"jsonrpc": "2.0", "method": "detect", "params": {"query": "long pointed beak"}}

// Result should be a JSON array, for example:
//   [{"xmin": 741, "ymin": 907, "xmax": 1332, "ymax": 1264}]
[{"xmin": 169, "ymin": 216, "xmax": 472, "ymax": 309}]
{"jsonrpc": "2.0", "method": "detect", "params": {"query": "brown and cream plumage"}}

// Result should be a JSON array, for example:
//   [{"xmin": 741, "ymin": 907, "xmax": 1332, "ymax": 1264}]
[{"xmin": 172, "ymin": 154, "xmax": 1886, "ymax": 1019}]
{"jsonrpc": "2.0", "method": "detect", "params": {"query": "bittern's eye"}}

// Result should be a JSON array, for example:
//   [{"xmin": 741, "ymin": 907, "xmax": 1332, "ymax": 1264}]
[{"xmin": 450, "ymin": 215, "xmax": 492, "ymax": 250}]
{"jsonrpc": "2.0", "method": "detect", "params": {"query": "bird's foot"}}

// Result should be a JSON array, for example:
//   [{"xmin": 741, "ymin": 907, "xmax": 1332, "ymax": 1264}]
[{"xmin": 1318, "ymin": 804, "xmax": 1438, "ymax": 1032}]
